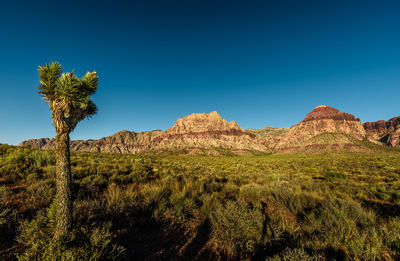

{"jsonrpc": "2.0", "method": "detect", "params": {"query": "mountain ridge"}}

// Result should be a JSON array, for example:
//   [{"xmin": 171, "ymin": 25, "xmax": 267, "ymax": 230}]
[{"xmin": 19, "ymin": 106, "xmax": 400, "ymax": 154}]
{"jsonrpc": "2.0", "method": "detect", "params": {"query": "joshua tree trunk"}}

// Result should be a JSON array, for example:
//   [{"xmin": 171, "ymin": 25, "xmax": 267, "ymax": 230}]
[
  {"xmin": 38, "ymin": 63, "xmax": 98, "ymax": 239},
  {"xmin": 54, "ymin": 131, "xmax": 73, "ymax": 239}
]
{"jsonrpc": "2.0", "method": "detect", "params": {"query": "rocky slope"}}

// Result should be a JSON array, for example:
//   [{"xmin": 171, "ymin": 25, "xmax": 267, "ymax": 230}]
[
  {"xmin": 364, "ymin": 117, "xmax": 400, "ymax": 147},
  {"xmin": 19, "ymin": 107, "xmax": 400, "ymax": 154},
  {"xmin": 246, "ymin": 126, "xmax": 289, "ymax": 149},
  {"xmin": 151, "ymin": 111, "xmax": 270, "ymax": 154},
  {"xmin": 19, "ymin": 138, "xmax": 96, "ymax": 151},
  {"xmin": 276, "ymin": 105, "xmax": 367, "ymax": 151},
  {"xmin": 20, "ymin": 111, "xmax": 287, "ymax": 155},
  {"xmin": 19, "ymin": 130, "xmax": 164, "ymax": 154}
]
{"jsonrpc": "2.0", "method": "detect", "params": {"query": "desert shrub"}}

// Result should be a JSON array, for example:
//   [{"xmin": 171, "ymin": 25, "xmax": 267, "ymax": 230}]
[
  {"xmin": 29, "ymin": 150, "xmax": 55, "ymax": 168},
  {"xmin": 302, "ymin": 199, "xmax": 381, "ymax": 260},
  {"xmin": 0, "ymin": 186, "xmax": 11, "ymax": 227},
  {"xmin": 17, "ymin": 209, "xmax": 124, "ymax": 261},
  {"xmin": 43, "ymin": 165, "xmax": 56, "ymax": 178},
  {"xmin": 105, "ymin": 183, "xmax": 135, "ymax": 213},
  {"xmin": 17, "ymin": 210, "xmax": 51, "ymax": 260},
  {"xmin": 130, "ymin": 156, "xmax": 158, "ymax": 182},
  {"xmin": 239, "ymin": 183, "xmax": 264, "ymax": 207},
  {"xmin": 199, "ymin": 192, "xmax": 221, "ymax": 217},
  {"xmin": 382, "ymin": 217, "xmax": 400, "ymax": 252},
  {"xmin": 81, "ymin": 174, "xmax": 108, "ymax": 187},
  {"xmin": 266, "ymin": 187, "xmax": 322, "ymax": 217},
  {"xmin": 266, "ymin": 247, "xmax": 320, "ymax": 261},
  {"xmin": 140, "ymin": 182, "xmax": 171, "ymax": 208},
  {"xmin": 5, "ymin": 148, "xmax": 31, "ymax": 165},
  {"xmin": 0, "ymin": 147, "xmax": 45, "ymax": 181},
  {"xmin": 221, "ymin": 181, "xmax": 240, "ymax": 198},
  {"xmin": 303, "ymin": 167, "xmax": 318, "ymax": 173},
  {"xmin": 74, "ymin": 199, "xmax": 105, "ymax": 226},
  {"xmin": 162, "ymin": 191, "xmax": 199, "ymax": 222},
  {"xmin": 324, "ymin": 170, "xmax": 347, "ymax": 179},
  {"xmin": 209, "ymin": 200, "xmax": 264, "ymax": 259},
  {"xmin": 26, "ymin": 180, "xmax": 56, "ymax": 210}
]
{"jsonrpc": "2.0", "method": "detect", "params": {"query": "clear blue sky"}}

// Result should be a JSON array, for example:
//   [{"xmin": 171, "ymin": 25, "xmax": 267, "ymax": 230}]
[{"xmin": 1, "ymin": 0, "xmax": 399, "ymax": 145}]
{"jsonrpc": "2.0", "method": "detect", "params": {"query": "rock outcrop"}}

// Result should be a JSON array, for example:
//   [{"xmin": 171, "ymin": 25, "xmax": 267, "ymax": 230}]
[
  {"xmin": 19, "ymin": 111, "xmax": 287, "ymax": 155},
  {"xmin": 276, "ymin": 105, "xmax": 367, "ymax": 151},
  {"xmin": 364, "ymin": 117, "xmax": 400, "ymax": 147},
  {"xmin": 165, "ymin": 111, "xmax": 243, "ymax": 134},
  {"xmin": 19, "ymin": 130, "xmax": 163, "ymax": 154},
  {"xmin": 152, "ymin": 111, "xmax": 269, "ymax": 154},
  {"xmin": 19, "ymin": 107, "xmax": 399, "ymax": 154},
  {"xmin": 19, "ymin": 138, "xmax": 96, "ymax": 151},
  {"xmin": 302, "ymin": 105, "xmax": 360, "ymax": 122}
]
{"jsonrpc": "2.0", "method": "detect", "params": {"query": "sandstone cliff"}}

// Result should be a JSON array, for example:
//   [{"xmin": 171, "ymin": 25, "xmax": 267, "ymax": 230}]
[
  {"xmin": 364, "ymin": 117, "xmax": 400, "ymax": 147},
  {"xmin": 151, "ymin": 111, "xmax": 269, "ymax": 154},
  {"xmin": 19, "ymin": 111, "xmax": 287, "ymax": 155},
  {"xmin": 19, "ymin": 107, "xmax": 399, "ymax": 154},
  {"xmin": 276, "ymin": 105, "xmax": 367, "ymax": 151}
]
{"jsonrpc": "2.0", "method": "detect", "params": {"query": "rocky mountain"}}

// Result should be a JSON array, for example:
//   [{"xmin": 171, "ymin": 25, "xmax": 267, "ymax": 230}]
[
  {"xmin": 19, "ymin": 106, "xmax": 399, "ymax": 154},
  {"xmin": 20, "ymin": 130, "xmax": 164, "ymax": 154},
  {"xmin": 246, "ymin": 126, "xmax": 289, "ymax": 149},
  {"xmin": 364, "ymin": 117, "xmax": 400, "ymax": 147},
  {"xmin": 19, "ymin": 138, "xmax": 97, "ymax": 151},
  {"xmin": 20, "ymin": 111, "xmax": 286, "ymax": 155},
  {"xmin": 150, "ymin": 111, "xmax": 270, "ymax": 154},
  {"xmin": 276, "ymin": 105, "xmax": 368, "ymax": 152}
]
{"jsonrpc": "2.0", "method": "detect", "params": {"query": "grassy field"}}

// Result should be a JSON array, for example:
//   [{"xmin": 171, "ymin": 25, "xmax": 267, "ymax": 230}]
[{"xmin": 1, "ymin": 144, "xmax": 400, "ymax": 260}]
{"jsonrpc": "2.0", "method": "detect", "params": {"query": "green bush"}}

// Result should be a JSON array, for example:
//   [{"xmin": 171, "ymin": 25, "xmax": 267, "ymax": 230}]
[
  {"xmin": 324, "ymin": 170, "xmax": 347, "ymax": 179},
  {"xmin": 29, "ymin": 150, "xmax": 55, "ymax": 168},
  {"xmin": 0, "ymin": 186, "xmax": 11, "ymax": 227},
  {"xmin": 266, "ymin": 247, "xmax": 320, "ymax": 261},
  {"xmin": 130, "ymin": 157, "xmax": 158, "ymax": 182},
  {"xmin": 26, "ymin": 180, "xmax": 56, "ymax": 210},
  {"xmin": 17, "ymin": 209, "xmax": 124, "ymax": 261},
  {"xmin": 209, "ymin": 200, "xmax": 264, "ymax": 258},
  {"xmin": 302, "ymin": 199, "xmax": 381, "ymax": 260}
]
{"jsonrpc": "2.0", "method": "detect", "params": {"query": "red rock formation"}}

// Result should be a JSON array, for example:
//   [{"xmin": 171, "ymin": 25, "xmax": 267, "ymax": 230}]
[
  {"xmin": 276, "ymin": 105, "xmax": 366, "ymax": 151},
  {"xmin": 20, "ymin": 107, "xmax": 397, "ymax": 154},
  {"xmin": 302, "ymin": 105, "xmax": 360, "ymax": 122},
  {"xmin": 364, "ymin": 117, "xmax": 400, "ymax": 147},
  {"xmin": 152, "ymin": 111, "xmax": 268, "ymax": 153},
  {"xmin": 19, "ymin": 111, "xmax": 286, "ymax": 154}
]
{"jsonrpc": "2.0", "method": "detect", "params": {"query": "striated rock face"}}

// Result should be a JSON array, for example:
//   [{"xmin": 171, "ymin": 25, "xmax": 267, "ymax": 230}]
[
  {"xmin": 302, "ymin": 105, "xmax": 360, "ymax": 122},
  {"xmin": 19, "ymin": 107, "xmax": 399, "ymax": 154},
  {"xmin": 19, "ymin": 131, "xmax": 163, "ymax": 154},
  {"xmin": 276, "ymin": 105, "xmax": 366, "ymax": 151},
  {"xmin": 152, "ymin": 111, "xmax": 269, "ymax": 154},
  {"xmin": 90, "ymin": 130, "xmax": 164, "ymax": 153},
  {"xmin": 19, "ymin": 111, "xmax": 287, "ymax": 155},
  {"xmin": 246, "ymin": 126, "xmax": 289, "ymax": 149},
  {"xmin": 166, "ymin": 111, "xmax": 243, "ymax": 134},
  {"xmin": 364, "ymin": 117, "xmax": 400, "ymax": 147},
  {"xmin": 19, "ymin": 138, "xmax": 54, "ymax": 149},
  {"xmin": 19, "ymin": 138, "xmax": 97, "ymax": 151}
]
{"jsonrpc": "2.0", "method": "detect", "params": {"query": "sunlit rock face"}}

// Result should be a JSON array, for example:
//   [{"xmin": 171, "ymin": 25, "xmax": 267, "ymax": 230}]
[
  {"xmin": 276, "ymin": 105, "xmax": 367, "ymax": 152},
  {"xmin": 19, "ymin": 107, "xmax": 399, "ymax": 154},
  {"xmin": 152, "ymin": 111, "xmax": 271, "ymax": 154},
  {"xmin": 364, "ymin": 117, "xmax": 400, "ymax": 147},
  {"xmin": 301, "ymin": 105, "xmax": 360, "ymax": 122},
  {"xmin": 19, "ymin": 111, "xmax": 286, "ymax": 155}
]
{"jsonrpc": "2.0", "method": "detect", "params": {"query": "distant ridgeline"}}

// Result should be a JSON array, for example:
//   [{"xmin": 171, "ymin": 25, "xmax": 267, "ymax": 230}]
[{"xmin": 19, "ymin": 106, "xmax": 400, "ymax": 155}]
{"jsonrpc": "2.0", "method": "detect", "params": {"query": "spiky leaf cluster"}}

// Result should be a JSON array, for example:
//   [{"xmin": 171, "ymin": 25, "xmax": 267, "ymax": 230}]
[{"xmin": 38, "ymin": 62, "xmax": 98, "ymax": 133}]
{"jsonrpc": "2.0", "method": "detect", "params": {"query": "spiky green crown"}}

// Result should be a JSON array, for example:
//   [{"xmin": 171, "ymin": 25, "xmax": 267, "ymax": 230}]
[{"xmin": 38, "ymin": 62, "xmax": 98, "ymax": 119}]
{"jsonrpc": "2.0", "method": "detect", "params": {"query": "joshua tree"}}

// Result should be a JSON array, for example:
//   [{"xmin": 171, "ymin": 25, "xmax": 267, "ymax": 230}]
[{"xmin": 38, "ymin": 62, "xmax": 98, "ymax": 239}]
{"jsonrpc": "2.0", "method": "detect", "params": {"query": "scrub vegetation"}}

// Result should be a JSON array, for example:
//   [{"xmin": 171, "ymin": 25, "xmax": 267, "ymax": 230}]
[{"xmin": 1, "ymin": 143, "xmax": 400, "ymax": 260}]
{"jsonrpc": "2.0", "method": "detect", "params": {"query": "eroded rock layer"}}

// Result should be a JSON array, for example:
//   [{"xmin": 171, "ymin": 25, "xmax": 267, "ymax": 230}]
[
  {"xmin": 19, "ymin": 107, "xmax": 400, "ymax": 154},
  {"xmin": 276, "ymin": 105, "xmax": 367, "ymax": 151},
  {"xmin": 364, "ymin": 117, "xmax": 400, "ymax": 147}
]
